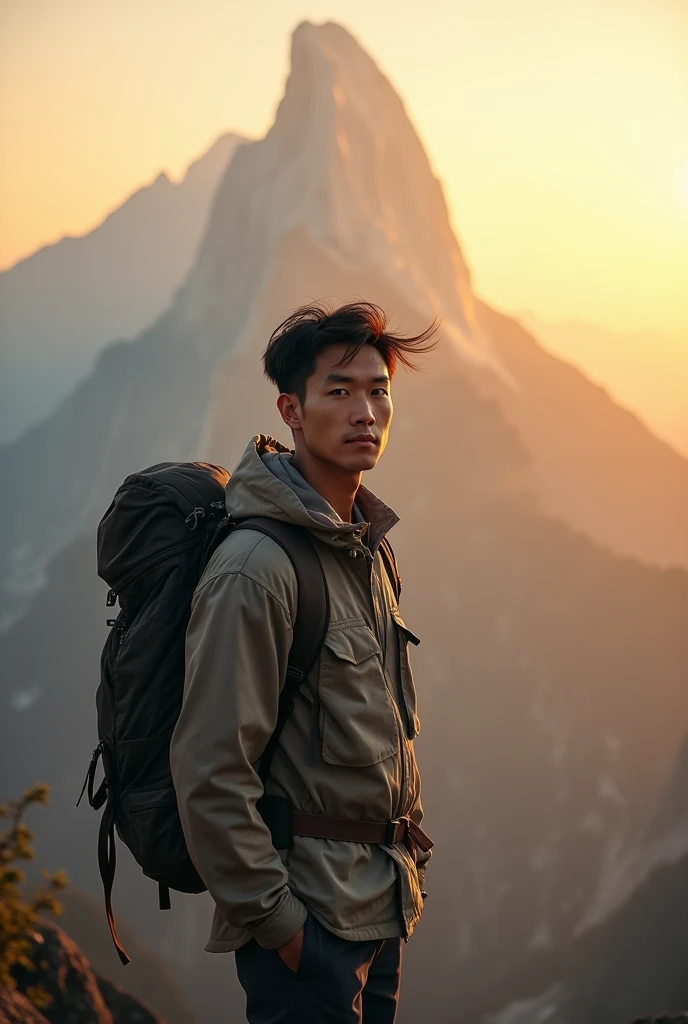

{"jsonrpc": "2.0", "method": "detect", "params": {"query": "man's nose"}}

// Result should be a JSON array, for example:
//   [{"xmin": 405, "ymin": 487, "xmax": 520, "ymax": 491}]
[{"xmin": 351, "ymin": 401, "xmax": 375, "ymax": 425}]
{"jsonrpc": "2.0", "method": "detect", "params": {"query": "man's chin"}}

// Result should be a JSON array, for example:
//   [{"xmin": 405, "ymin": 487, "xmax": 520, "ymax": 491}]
[{"xmin": 342, "ymin": 451, "xmax": 379, "ymax": 473}]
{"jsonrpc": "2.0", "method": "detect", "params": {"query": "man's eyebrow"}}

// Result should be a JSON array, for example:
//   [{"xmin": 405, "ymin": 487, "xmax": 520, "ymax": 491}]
[{"xmin": 321, "ymin": 372, "xmax": 391, "ymax": 385}]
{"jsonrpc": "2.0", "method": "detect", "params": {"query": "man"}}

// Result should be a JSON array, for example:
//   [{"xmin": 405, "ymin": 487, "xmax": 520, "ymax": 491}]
[{"xmin": 170, "ymin": 302, "xmax": 436, "ymax": 1023}]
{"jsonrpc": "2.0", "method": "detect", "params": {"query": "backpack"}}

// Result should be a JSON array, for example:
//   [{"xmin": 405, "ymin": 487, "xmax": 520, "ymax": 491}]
[{"xmin": 78, "ymin": 461, "xmax": 333, "ymax": 965}]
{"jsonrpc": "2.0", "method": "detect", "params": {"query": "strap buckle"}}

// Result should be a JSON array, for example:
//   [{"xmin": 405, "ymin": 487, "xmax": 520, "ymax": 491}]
[{"xmin": 385, "ymin": 818, "xmax": 403, "ymax": 845}]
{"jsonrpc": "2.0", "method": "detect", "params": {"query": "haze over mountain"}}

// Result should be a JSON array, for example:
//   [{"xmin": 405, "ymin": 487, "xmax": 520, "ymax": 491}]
[
  {"xmin": 1, "ymin": 21, "xmax": 686, "ymax": 1023},
  {"xmin": 519, "ymin": 312, "xmax": 688, "ymax": 460},
  {"xmin": 0, "ymin": 132, "xmax": 245, "ymax": 447}
]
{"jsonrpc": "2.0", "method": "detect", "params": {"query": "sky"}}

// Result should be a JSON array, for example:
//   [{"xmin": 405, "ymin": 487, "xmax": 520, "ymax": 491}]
[{"xmin": 1, "ymin": 0, "xmax": 687, "ymax": 333}]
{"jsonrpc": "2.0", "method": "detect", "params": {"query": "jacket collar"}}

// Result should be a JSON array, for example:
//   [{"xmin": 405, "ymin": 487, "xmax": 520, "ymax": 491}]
[{"xmin": 225, "ymin": 434, "xmax": 399, "ymax": 555}]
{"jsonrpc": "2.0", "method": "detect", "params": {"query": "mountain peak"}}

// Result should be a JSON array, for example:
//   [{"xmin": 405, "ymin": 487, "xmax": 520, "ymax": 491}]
[{"xmin": 188, "ymin": 21, "xmax": 511, "ymax": 381}]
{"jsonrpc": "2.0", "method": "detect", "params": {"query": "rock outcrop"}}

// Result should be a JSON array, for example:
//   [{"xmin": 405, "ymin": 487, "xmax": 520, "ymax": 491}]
[
  {"xmin": 9, "ymin": 922, "xmax": 164, "ymax": 1024},
  {"xmin": 0, "ymin": 986, "xmax": 50, "ymax": 1024}
]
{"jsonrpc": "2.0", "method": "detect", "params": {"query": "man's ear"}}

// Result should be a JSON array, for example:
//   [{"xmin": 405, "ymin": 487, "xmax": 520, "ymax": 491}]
[{"xmin": 277, "ymin": 392, "xmax": 303, "ymax": 432}]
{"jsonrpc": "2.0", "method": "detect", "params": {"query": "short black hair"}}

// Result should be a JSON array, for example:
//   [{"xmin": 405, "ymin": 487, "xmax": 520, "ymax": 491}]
[{"xmin": 263, "ymin": 301, "xmax": 438, "ymax": 400}]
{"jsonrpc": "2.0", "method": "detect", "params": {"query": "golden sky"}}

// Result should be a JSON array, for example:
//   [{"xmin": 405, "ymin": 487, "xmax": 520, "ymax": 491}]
[{"xmin": 1, "ymin": 0, "xmax": 687, "ymax": 332}]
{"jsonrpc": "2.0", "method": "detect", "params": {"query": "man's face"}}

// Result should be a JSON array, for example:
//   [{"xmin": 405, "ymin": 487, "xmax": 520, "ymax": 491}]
[{"xmin": 289, "ymin": 344, "xmax": 393, "ymax": 473}]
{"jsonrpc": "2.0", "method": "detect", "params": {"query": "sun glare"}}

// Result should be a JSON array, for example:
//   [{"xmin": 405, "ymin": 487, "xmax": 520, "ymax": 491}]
[{"xmin": 679, "ymin": 165, "xmax": 688, "ymax": 208}]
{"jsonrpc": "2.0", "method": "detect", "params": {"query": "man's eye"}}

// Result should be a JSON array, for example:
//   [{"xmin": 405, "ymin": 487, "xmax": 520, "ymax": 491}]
[
  {"xmin": 329, "ymin": 389, "xmax": 348, "ymax": 396},
  {"xmin": 372, "ymin": 388, "xmax": 389, "ymax": 396}
]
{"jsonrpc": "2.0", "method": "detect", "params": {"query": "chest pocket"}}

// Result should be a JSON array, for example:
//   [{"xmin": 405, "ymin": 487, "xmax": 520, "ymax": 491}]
[
  {"xmin": 391, "ymin": 609, "xmax": 421, "ymax": 739},
  {"xmin": 317, "ymin": 619, "xmax": 399, "ymax": 767}
]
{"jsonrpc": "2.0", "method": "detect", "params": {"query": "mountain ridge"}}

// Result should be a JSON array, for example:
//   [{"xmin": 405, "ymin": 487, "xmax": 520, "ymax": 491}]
[
  {"xmin": 2, "ymin": 132, "xmax": 243, "ymax": 272},
  {"xmin": 0, "ymin": 131, "xmax": 245, "ymax": 447},
  {"xmin": 517, "ymin": 311, "xmax": 688, "ymax": 459}
]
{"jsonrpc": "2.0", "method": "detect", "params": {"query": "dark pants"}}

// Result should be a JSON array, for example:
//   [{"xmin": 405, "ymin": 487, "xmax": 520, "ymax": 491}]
[{"xmin": 234, "ymin": 913, "xmax": 403, "ymax": 1023}]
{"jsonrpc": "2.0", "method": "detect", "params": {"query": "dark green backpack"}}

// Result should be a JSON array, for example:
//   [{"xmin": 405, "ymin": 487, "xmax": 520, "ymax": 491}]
[{"xmin": 80, "ymin": 461, "xmax": 333, "ymax": 963}]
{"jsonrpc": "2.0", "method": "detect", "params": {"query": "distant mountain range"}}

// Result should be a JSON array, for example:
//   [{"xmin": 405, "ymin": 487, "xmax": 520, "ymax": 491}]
[
  {"xmin": 1, "ymin": 21, "xmax": 686, "ymax": 1024},
  {"xmin": 0, "ymin": 132, "xmax": 245, "ymax": 446},
  {"xmin": 519, "ymin": 312, "xmax": 688, "ymax": 460}
]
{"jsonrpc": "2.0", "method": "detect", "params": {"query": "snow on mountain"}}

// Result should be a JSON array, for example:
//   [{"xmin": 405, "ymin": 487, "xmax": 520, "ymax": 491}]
[
  {"xmin": 485, "ymin": 986, "xmax": 563, "ymax": 1024},
  {"xmin": 575, "ymin": 735, "xmax": 688, "ymax": 936}
]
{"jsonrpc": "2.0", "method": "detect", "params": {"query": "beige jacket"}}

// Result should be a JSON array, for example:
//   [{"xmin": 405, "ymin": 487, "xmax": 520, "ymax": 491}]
[{"xmin": 170, "ymin": 435, "xmax": 430, "ymax": 952}]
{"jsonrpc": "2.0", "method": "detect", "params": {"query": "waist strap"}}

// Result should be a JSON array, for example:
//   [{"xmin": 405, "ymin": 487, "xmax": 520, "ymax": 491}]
[
  {"xmin": 292, "ymin": 811, "xmax": 433, "ymax": 852},
  {"xmin": 257, "ymin": 797, "xmax": 433, "ymax": 858}
]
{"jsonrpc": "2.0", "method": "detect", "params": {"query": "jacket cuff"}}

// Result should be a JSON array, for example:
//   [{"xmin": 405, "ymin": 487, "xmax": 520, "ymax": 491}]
[{"xmin": 252, "ymin": 891, "xmax": 308, "ymax": 949}]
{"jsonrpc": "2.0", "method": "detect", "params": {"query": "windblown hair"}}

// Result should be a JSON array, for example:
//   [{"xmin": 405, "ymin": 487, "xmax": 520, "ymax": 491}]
[{"xmin": 263, "ymin": 301, "xmax": 438, "ymax": 400}]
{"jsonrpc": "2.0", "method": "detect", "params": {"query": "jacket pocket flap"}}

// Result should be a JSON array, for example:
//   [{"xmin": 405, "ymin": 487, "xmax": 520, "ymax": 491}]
[
  {"xmin": 391, "ymin": 610, "xmax": 421, "ymax": 645},
  {"xmin": 324, "ymin": 622, "xmax": 381, "ymax": 664}
]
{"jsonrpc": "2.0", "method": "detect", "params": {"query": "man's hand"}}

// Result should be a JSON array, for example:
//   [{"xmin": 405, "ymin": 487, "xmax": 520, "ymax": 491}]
[{"xmin": 276, "ymin": 924, "xmax": 305, "ymax": 973}]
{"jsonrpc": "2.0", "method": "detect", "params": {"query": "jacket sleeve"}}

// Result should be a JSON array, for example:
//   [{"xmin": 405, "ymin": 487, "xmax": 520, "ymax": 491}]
[{"xmin": 170, "ymin": 568, "xmax": 307, "ymax": 949}]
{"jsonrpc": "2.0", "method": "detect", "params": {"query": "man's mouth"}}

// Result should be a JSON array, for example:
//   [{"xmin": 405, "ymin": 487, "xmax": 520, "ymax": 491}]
[{"xmin": 345, "ymin": 435, "xmax": 377, "ymax": 447}]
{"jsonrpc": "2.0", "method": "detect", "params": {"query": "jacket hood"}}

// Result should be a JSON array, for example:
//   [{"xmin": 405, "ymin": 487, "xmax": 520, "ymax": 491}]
[{"xmin": 224, "ymin": 434, "xmax": 398, "ymax": 554}]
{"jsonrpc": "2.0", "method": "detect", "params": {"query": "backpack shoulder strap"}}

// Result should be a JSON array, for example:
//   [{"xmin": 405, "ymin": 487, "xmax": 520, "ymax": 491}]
[
  {"xmin": 379, "ymin": 537, "xmax": 402, "ymax": 604},
  {"xmin": 232, "ymin": 517, "xmax": 330, "ymax": 784}
]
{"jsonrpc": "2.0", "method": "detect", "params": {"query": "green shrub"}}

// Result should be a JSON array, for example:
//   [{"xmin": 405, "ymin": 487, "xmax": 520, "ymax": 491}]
[{"xmin": 0, "ymin": 785, "xmax": 67, "ymax": 1007}]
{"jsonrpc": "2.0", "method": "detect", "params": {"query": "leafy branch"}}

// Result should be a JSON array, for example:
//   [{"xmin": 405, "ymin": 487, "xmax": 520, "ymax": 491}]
[{"xmin": 0, "ymin": 785, "xmax": 68, "ymax": 1006}]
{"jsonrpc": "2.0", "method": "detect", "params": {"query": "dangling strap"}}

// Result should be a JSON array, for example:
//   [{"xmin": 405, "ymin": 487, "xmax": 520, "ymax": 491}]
[
  {"xmin": 76, "ymin": 743, "xmax": 107, "ymax": 809},
  {"xmin": 158, "ymin": 883, "xmax": 171, "ymax": 911},
  {"xmin": 97, "ymin": 798, "xmax": 130, "ymax": 965}
]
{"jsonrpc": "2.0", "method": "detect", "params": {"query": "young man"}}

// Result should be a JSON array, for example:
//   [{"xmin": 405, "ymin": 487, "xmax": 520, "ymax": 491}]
[{"xmin": 170, "ymin": 302, "xmax": 436, "ymax": 1023}]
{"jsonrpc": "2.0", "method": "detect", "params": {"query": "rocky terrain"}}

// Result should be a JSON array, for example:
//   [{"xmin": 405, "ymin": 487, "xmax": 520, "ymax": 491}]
[{"xmin": 3, "ymin": 921, "xmax": 164, "ymax": 1024}]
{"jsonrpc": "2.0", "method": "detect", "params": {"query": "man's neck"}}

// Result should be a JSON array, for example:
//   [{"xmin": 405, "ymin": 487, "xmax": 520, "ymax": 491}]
[{"xmin": 292, "ymin": 450, "xmax": 361, "ymax": 523}]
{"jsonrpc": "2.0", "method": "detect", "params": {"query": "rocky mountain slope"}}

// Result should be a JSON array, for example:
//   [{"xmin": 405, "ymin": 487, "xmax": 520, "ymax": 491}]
[{"xmin": 486, "ymin": 737, "xmax": 688, "ymax": 1023}]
